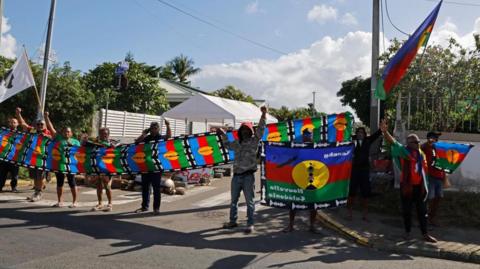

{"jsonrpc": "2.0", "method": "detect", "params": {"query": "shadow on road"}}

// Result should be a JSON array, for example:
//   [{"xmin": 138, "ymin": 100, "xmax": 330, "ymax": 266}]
[{"xmin": 0, "ymin": 201, "xmax": 412, "ymax": 264}]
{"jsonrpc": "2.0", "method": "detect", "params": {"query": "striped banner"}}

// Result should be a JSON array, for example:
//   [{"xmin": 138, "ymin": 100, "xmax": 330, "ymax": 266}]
[{"xmin": 0, "ymin": 113, "xmax": 354, "ymax": 175}]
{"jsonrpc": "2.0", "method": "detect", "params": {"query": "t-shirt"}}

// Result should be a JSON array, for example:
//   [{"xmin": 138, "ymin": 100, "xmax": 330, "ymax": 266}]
[
  {"xmin": 142, "ymin": 134, "xmax": 168, "ymax": 143},
  {"xmin": 54, "ymin": 135, "xmax": 81, "ymax": 147},
  {"xmin": 27, "ymin": 126, "xmax": 52, "ymax": 138},
  {"xmin": 421, "ymin": 142, "xmax": 446, "ymax": 180},
  {"xmin": 391, "ymin": 141, "xmax": 427, "ymax": 186}
]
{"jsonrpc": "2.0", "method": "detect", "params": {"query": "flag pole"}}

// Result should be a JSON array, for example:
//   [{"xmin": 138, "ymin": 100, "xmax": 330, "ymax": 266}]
[
  {"xmin": 22, "ymin": 46, "xmax": 42, "ymax": 107},
  {"xmin": 37, "ymin": 0, "xmax": 57, "ymax": 119}
]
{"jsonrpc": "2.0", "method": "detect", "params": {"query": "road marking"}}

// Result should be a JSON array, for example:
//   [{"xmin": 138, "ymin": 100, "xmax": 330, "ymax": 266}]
[{"xmin": 195, "ymin": 192, "xmax": 231, "ymax": 208}]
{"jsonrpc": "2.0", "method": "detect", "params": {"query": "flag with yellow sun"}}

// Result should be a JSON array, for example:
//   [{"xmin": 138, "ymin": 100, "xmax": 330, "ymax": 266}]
[{"xmin": 261, "ymin": 142, "xmax": 353, "ymax": 210}]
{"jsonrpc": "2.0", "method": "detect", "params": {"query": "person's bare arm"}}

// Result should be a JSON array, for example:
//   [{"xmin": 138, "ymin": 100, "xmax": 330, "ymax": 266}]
[
  {"xmin": 379, "ymin": 119, "xmax": 394, "ymax": 144},
  {"xmin": 15, "ymin": 107, "xmax": 29, "ymax": 131},
  {"xmin": 165, "ymin": 120, "xmax": 172, "ymax": 139},
  {"xmin": 44, "ymin": 111, "xmax": 57, "ymax": 137}
]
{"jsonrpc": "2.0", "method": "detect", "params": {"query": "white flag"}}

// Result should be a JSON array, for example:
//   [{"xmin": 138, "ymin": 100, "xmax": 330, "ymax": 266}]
[{"xmin": 0, "ymin": 50, "xmax": 36, "ymax": 103}]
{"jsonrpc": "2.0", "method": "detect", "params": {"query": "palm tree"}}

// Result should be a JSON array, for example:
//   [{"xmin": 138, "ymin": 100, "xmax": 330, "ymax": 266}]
[{"xmin": 166, "ymin": 54, "xmax": 201, "ymax": 84}]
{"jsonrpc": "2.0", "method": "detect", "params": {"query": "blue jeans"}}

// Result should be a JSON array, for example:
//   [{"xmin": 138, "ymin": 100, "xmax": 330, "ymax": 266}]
[
  {"xmin": 229, "ymin": 173, "xmax": 255, "ymax": 226},
  {"xmin": 141, "ymin": 173, "xmax": 162, "ymax": 210}
]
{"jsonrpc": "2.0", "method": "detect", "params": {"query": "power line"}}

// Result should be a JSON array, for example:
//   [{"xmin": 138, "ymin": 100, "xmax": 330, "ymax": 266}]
[
  {"xmin": 131, "ymin": 0, "xmax": 209, "ymax": 52},
  {"xmin": 425, "ymin": 0, "xmax": 480, "ymax": 7},
  {"xmin": 384, "ymin": 0, "xmax": 410, "ymax": 36},
  {"xmin": 153, "ymin": 0, "xmax": 288, "ymax": 55}
]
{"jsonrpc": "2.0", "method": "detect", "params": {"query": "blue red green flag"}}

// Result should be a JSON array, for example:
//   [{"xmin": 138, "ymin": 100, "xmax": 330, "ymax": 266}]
[
  {"xmin": 261, "ymin": 143, "xmax": 353, "ymax": 210},
  {"xmin": 375, "ymin": 1, "xmax": 442, "ymax": 100},
  {"xmin": 433, "ymin": 142, "xmax": 473, "ymax": 174}
]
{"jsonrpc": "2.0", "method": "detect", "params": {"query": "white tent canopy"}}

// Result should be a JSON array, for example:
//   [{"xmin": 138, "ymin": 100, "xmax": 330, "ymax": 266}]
[{"xmin": 162, "ymin": 93, "xmax": 277, "ymax": 127}]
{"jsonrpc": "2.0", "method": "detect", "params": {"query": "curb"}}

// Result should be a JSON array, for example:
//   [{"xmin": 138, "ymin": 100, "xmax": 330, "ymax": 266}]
[
  {"xmin": 316, "ymin": 212, "xmax": 480, "ymax": 264},
  {"xmin": 316, "ymin": 212, "xmax": 370, "ymax": 247}
]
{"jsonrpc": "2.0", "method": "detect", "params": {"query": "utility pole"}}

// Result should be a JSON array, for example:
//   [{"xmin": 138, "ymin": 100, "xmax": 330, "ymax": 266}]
[
  {"xmin": 370, "ymin": 0, "xmax": 380, "ymax": 131},
  {"xmin": 38, "ymin": 0, "xmax": 57, "ymax": 119},
  {"xmin": 312, "ymin": 91, "xmax": 316, "ymax": 110},
  {"xmin": 0, "ymin": 0, "xmax": 3, "ymax": 50}
]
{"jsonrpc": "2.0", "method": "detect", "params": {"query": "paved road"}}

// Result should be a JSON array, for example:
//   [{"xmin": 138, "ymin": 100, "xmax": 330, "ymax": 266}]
[{"xmin": 0, "ymin": 178, "xmax": 478, "ymax": 269}]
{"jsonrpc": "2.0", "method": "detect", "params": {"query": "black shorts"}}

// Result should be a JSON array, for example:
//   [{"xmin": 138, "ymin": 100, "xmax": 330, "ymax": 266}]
[
  {"xmin": 56, "ymin": 173, "xmax": 77, "ymax": 188},
  {"xmin": 349, "ymin": 169, "xmax": 371, "ymax": 198}
]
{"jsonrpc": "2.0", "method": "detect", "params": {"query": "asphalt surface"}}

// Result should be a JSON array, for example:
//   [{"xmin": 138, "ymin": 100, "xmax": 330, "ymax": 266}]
[{"xmin": 0, "ymin": 177, "xmax": 478, "ymax": 269}]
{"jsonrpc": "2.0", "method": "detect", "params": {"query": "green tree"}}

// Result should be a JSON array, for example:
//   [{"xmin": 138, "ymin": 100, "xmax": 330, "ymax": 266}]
[
  {"xmin": 83, "ymin": 57, "xmax": 170, "ymax": 115},
  {"xmin": 0, "ymin": 58, "xmax": 94, "ymax": 132},
  {"xmin": 165, "ymin": 54, "xmax": 200, "ymax": 85},
  {"xmin": 337, "ymin": 35, "xmax": 480, "ymax": 132},
  {"xmin": 45, "ymin": 62, "xmax": 95, "ymax": 132},
  {"xmin": 337, "ymin": 77, "xmax": 371, "ymax": 124},
  {"xmin": 212, "ymin": 85, "xmax": 255, "ymax": 103}
]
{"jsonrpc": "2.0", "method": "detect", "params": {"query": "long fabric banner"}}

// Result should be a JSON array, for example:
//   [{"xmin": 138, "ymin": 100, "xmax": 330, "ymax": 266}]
[
  {"xmin": 0, "ymin": 112, "xmax": 354, "ymax": 175},
  {"xmin": 261, "ymin": 142, "xmax": 353, "ymax": 210}
]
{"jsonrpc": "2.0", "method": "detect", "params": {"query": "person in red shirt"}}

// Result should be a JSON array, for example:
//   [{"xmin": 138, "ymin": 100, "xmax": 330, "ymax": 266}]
[
  {"xmin": 381, "ymin": 120, "xmax": 437, "ymax": 243},
  {"xmin": 15, "ymin": 107, "xmax": 52, "ymax": 202},
  {"xmin": 421, "ymin": 131, "xmax": 445, "ymax": 227}
]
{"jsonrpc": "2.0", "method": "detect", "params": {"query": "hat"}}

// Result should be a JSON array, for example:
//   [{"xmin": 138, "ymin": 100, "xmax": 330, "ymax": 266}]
[
  {"xmin": 36, "ymin": 119, "xmax": 46, "ymax": 124},
  {"xmin": 302, "ymin": 128, "xmax": 312, "ymax": 135},
  {"xmin": 427, "ymin": 131, "xmax": 442, "ymax": 139},
  {"xmin": 239, "ymin": 122, "xmax": 254, "ymax": 134}
]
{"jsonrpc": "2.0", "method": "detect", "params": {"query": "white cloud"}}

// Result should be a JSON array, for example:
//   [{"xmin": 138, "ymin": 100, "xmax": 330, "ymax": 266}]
[
  {"xmin": 191, "ymin": 31, "xmax": 375, "ymax": 114},
  {"xmin": 245, "ymin": 1, "xmax": 261, "ymax": 14},
  {"xmin": 341, "ymin": 12, "xmax": 358, "ymax": 26},
  {"xmin": 0, "ymin": 16, "xmax": 17, "ymax": 59},
  {"xmin": 191, "ymin": 17, "xmax": 479, "ymax": 117},
  {"xmin": 307, "ymin": 5, "xmax": 338, "ymax": 24},
  {"xmin": 430, "ymin": 17, "xmax": 480, "ymax": 50}
]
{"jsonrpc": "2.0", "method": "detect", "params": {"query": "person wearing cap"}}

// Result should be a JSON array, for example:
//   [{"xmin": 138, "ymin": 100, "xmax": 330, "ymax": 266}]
[
  {"xmin": 421, "ymin": 131, "xmax": 445, "ymax": 227},
  {"xmin": 0, "ymin": 117, "xmax": 20, "ymax": 193},
  {"xmin": 380, "ymin": 120, "xmax": 437, "ymax": 243},
  {"xmin": 283, "ymin": 128, "xmax": 320, "ymax": 233},
  {"xmin": 347, "ymin": 126, "xmax": 382, "ymax": 221},
  {"xmin": 15, "ymin": 107, "xmax": 52, "ymax": 202},
  {"xmin": 44, "ymin": 111, "xmax": 81, "ymax": 208},
  {"xmin": 134, "ymin": 120, "xmax": 171, "ymax": 215},
  {"xmin": 217, "ymin": 106, "xmax": 267, "ymax": 234}
]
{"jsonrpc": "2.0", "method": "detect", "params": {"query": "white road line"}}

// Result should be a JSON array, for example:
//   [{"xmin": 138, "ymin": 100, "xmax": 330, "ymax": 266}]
[{"xmin": 195, "ymin": 192, "xmax": 231, "ymax": 208}]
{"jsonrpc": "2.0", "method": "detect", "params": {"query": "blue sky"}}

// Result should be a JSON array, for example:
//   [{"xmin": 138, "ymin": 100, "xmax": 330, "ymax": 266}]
[{"xmin": 2, "ymin": 0, "xmax": 480, "ymax": 112}]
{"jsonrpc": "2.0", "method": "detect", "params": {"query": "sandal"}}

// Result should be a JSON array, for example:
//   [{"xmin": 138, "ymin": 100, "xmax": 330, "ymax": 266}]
[
  {"xmin": 69, "ymin": 203, "xmax": 78, "ymax": 208},
  {"xmin": 91, "ymin": 204, "xmax": 103, "ymax": 211},
  {"xmin": 105, "ymin": 204, "xmax": 113, "ymax": 212},
  {"xmin": 52, "ymin": 202, "xmax": 63, "ymax": 208}
]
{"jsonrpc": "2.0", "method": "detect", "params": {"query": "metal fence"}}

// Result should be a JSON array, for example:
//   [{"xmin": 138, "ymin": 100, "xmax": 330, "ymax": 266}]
[
  {"xmin": 98, "ymin": 109, "xmax": 188, "ymax": 141},
  {"xmin": 398, "ymin": 93, "xmax": 480, "ymax": 133}
]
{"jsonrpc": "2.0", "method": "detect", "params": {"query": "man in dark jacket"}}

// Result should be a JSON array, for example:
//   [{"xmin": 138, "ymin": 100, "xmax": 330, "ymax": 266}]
[{"xmin": 347, "ymin": 127, "xmax": 382, "ymax": 221}]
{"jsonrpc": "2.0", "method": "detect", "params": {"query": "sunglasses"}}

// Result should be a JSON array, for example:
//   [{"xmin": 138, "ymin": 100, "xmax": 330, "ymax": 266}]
[{"xmin": 408, "ymin": 140, "xmax": 420, "ymax": 144}]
